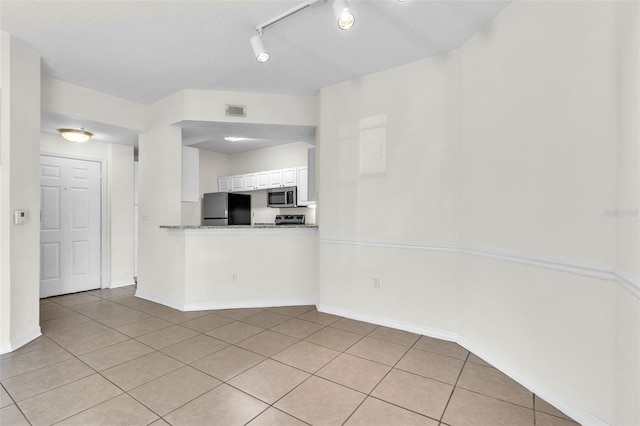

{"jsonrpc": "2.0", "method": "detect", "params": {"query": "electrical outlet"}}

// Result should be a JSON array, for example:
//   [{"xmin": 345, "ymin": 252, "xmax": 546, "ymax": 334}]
[
  {"xmin": 231, "ymin": 273, "xmax": 238, "ymax": 283},
  {"xmin": 373, "ymin": 277, "xmax": 380, "ymax": 288}
]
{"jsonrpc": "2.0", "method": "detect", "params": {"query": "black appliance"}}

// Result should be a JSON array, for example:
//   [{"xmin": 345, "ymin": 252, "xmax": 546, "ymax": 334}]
[
  {"xmin": 202, "ymin": 192, "xmax": 251, "ymax": 226},
  {"xmin": 275, "ymin": 214, "xmax": 305, "ymax": 225}
]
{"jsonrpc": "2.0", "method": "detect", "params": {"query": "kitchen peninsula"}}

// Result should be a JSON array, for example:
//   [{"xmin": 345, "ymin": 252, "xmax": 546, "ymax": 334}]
[{"xmin": 149, "ymin": 224, "xmax": 318, "ymax": 312}]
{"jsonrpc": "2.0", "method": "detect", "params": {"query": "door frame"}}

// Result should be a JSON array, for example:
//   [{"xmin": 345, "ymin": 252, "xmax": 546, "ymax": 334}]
[{"xmin": 40, "ymin": 152, "xmax": 109, "ymax": 290}]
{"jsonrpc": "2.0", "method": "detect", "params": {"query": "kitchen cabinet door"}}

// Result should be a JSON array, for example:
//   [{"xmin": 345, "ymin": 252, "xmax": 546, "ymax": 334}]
[
  {"xmin": 244, "ymin": 174, "xmax": 257, "ymax": 190},
  {"xmin": 282, "ymin": 167, "xmax": 297, "ymax": 186},
  {"xmin": 218, "ymin": 176, "xmax": 231, "ymax": 192},
  {"xmin": 268, "ymin": 169, "xmax": 283, "ymax": 188},
  {"xmin": 231, "ymin": 175, "xmax": 246, "ymax": 192},
  {"xmin": 297, "ymin": 167, "xmax": 309, "ymax": 206},
  {"xmin": 256, "ymin": 171, "xmax": 269, "ymax": 189}
]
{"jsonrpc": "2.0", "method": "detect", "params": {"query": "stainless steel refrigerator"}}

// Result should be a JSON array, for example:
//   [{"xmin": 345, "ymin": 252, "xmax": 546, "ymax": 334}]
[{"xmin": 202, "ymin": 192, "xmax": 251, "ymax": 226}]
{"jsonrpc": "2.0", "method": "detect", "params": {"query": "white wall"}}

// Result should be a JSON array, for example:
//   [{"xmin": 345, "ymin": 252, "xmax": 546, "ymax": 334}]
[
  {"xmin": 181, "ymin": 148, "xmax": 229, "ymax": 226},
  {"xmin": 0, "ymin": 34, "xmax": 42, "ymax": 353},
  {"xmin": 40, "ymin": 134, "xmax": 136, "ymax": 288},
  {"xmin": 317, "ymin": 1, "xmax": 639, "ymax": 424}
]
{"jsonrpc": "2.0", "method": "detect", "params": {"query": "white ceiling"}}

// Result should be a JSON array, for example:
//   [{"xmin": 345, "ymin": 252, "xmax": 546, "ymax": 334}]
[{"xmin": 1, "ymin": 0, "xmax": 510, "ymax": 152}]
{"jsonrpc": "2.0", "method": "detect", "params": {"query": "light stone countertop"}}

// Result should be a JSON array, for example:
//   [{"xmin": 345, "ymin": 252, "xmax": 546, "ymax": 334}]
[{"xmin": 160, "ymin": 224, "xmax": 318, "ymax": 229}]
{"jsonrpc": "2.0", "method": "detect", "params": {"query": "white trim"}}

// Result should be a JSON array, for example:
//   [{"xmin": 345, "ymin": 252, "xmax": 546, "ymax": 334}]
[
  {"xmin": 317, "ymin": 303, "xmax": 609, "ymax": 426},
  {"xmin": 320, "ymin": 238, "xmax": 640, "ymax": 298},
  {"xmin": 134, "ymin": 290, "xmax": 184, "ymax": 311},
  {"xmin": 184, "ymin": 298, "xmax": 317, "ymax": 312},
  {"xmin": 109, "ymin": 279, "xmax": 136, "ymax": 289},
  {"xmin": 0, "ymin": 327, "xmax": 42, "ymax": 355}
]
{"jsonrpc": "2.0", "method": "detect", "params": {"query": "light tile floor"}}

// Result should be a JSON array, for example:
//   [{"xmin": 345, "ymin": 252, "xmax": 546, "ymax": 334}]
[{"xmin": 0, "ymin": 286, "xmax": 580, "ymax": 426}]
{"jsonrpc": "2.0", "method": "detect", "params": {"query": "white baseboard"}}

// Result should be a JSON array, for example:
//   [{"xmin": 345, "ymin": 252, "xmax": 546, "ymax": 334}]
[
  {"xmin": 134, "ymin": 290, "xmax": 184, "ymax": 311},
  {"xmin": 317, "ymin": 303, "xmax": 608, "ymax": 426},
  {"xmin": 0, "ymin": 327, "xmax": 42, "ymax": 355},
  {"xmin": 108, "ymin": 279, "xmax": 136, "ymax": 289},
  {"xmin": 184, "ymin": 298, "xmax": 317, "ymax": 312}
]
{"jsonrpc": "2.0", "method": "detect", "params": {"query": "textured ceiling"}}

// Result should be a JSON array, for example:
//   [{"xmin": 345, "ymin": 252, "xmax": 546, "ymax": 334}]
[{"xmin": 1, "ymin": 0, "xmax": 510, "ymax": 151}]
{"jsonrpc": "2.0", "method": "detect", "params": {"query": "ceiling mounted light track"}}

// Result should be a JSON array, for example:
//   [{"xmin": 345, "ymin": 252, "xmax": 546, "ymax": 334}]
[{"xmin": 251, "ymin": 0, "xmax": 355, "ymax": 63}]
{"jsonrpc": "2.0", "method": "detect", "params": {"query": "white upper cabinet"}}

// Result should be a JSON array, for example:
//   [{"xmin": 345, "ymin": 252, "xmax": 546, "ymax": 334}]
[
  {"xmin": 282, "ymin": 167, "xmax": 297, "ymax": 187},
  {"xmin": 182, "ymin": 146, "xmax": 199, "ymax": 202},
  {"xmin": 268, "ymin": 169, "xmax": 283, "ymax": 187},
  {"xmin": 256, "ymin": 171, "xmax": 269, "ymax": 189},
  {"xmin": 230, "ymin": 175, "xmax": 245, "ymax": 192},
  {"xmin": 218, "ymin": 176, "xmax": 231, "ymax": 192},
  {"xmin": 297, "ymin": 167, "xmax": 309, "ymax": 206},
  {"xmin": 245, "ymin": 173, "xmax": 257, "ymax": 190}
]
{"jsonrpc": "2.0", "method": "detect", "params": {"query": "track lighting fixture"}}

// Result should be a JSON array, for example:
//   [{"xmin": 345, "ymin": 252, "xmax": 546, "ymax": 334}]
[
  {"xmin": 250, "ymin": 32, "xmax": 270, "ymax": 63},
  {"xmin": 250, "ymin": 0, "xmax": 356, "ymax": 63},
  {"xmin": 333, "ymin": 0, "xmax": 355, "ymax": 30}
]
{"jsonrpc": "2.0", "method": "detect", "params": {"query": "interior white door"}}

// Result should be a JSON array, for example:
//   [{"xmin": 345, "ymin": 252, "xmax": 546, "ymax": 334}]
[{"xmin": 40, "ymin": 155, "xmax": 102, "ymax": 298}]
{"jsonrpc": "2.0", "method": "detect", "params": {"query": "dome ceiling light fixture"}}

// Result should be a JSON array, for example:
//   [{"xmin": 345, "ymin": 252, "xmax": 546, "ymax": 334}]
[
  {"xmin": 58, "ymin": 128, "xmax": 93, "ymax": 143},
  {"xmin": 251, "ymin": 0, "xmax": 356, "ymax": 63}
]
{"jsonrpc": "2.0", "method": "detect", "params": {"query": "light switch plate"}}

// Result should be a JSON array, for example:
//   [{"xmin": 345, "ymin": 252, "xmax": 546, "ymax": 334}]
[{"xmin": 14, "ymin": 210, "xmax": 27, "ymax": 225}]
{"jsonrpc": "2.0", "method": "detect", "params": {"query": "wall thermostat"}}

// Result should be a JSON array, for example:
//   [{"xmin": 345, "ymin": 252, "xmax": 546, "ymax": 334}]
[{"xmin": 14, "ymin": 210, "xmax": 27, "ymax": 225}]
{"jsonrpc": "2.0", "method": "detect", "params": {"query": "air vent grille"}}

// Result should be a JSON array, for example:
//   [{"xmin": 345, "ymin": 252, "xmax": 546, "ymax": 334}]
[{"xmin": 225, "ymin": 104, "xmax": 246, "ymax": 117}]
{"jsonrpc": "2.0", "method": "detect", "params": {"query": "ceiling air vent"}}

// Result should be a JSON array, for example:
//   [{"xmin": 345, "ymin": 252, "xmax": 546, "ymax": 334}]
[{"xmin": 225, "ymin": 104, "xmax": 246, "ymax": 117}]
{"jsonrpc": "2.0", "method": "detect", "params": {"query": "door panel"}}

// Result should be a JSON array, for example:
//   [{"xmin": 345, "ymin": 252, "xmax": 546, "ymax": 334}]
[{"xmin": 40, "ymin": 156, "xmax": 102, "ymax": 298}]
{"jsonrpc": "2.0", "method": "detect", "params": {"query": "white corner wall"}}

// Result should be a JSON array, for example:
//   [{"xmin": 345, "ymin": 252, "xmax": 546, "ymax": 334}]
[
  {"xmin": 317, "ymin": 1, "xmax": 639, "ymax": 425},
  {"xmin": 0, "ymin": 33, "xmax": 42, "ymax": 353}
]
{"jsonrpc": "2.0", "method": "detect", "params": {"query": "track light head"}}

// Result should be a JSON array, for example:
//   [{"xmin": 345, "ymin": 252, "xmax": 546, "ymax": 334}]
[
  {"xmin": 250, "ymin": 33, "xmax": 270, "ymax": 63},
  {"xmin": 333, "ymin": 0, "xmax": 355, "ymax": 30}
]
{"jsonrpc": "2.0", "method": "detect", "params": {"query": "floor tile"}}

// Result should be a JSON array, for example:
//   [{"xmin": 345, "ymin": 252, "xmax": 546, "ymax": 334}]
[
  {"xmin": 40, "ymin": 314, "xmax": 93, "ymax": 333},
  {"xmin": 58, "ymin": 329, "xmax": 130, "ymax": 356},
  {"xmin": 154, "ymin": 309, "xmax": 211, "ymax": 324},
  {"xmin": 191, "ymin": 345, "xmax": 265, "ymax": 381},
  {"xmin": 116, "ymin": 317, "xmax": 174, "ymax": 338},
  {"xmin": 136, "ymin": 325, "xmax": 199, "ymax": 349},
  {"xmin": 205, "ymin": 321, "xmax": 264, "ymax": 344},
  {"xmin": 0, "ymin": 346, "xmax": 73, "ymax": 380},
  {"xmin": 441, "ymin": 387, "xmax": 534, "ymax": 426},
  {"xmin": 467, "ymin": 352, "xmax": 493, "ymax": 367},
  {"xmin": 214, "ymin": 307, "xmax": 264, "ymax": 320},
  {"xmin": 242, "ymin": 310, "xmax": 291, "ymax": 328},
  {"xmin": 305, "ymin": 327, "xmax": 362, "ymax": 351},
  {"xmin": 0, "ymin": 385, "xmax": 13, "ymax": 408},
  {"xmin": 56, "ymin": 394, "xmax": 159, "ymax": 426},
  {"xmin": 0, "ymin": 336, "xmax": 59, "ymax": 360},
  {"xmin": 456, "ymin": 362, "xmax": 533, "ymax": 408},
  {"xmin": 101, "ymin": 351, "xmax": 184, "ymax": 391},
  {"xmin": 371, "ymin": 369, "xmax": 453, "ymax": 419},
  {"xmin": 96, "ymin": 310, "xmax": 153, "ymax": 328},
  {"xmin": 78, "ymin": 339, "xmax": 154, "ymax": 371},
  {"xmin": 345, "ymin": 396, "xmax": 438, "ymax": 426},
  {"xmin": 535, "ymin": 411, "xmax": 579, "ymax": 426},
  {"xmin": 396, "ymin": 348, "xmax": 464, "ymax": 385},
  {"xmin": 267, "ymin": 305, "xmax": 316, "ymax": 317},
  {"xmin": 275, "ymin": 376, "xmax": 365, "ymax": 426},
  {"xmin": 272, "ymin": 340, "xmax": 341, "ymax": 373},
  {"xmin": 228, "ymin": 359, "xmax": 310, "ymax": 404},
  {"xmin": 414, "ymin": 336, "xmax": 469, "ymax": 361},
  {"xmin": 270, "ymin": 318, "xmax": 325, "ymax": 339},
  {"xmin": 149, "ymin": 419, "xmax": 171, "ymax": 426},
  {"xmin": 77, "ymin": 302, "xmax": 133, "ymax": 319},
  {"xmin": 160, "ymin": 334, "xmax": 229, "ymax": 364},
  {"xmin": 0, "ymin": 403, "xmax": 30, "ymax": 425},
  {"xmin": 164, "ymin": 384, "xmax": 268, "ymax": 426},
  {"xmin": 180, "ymin": 313, "xmax": 234, "ymax": 333},
  {"xmin": 236, "ymin": 330, "xmax": 299, "ymax": 357},
  {"xmin": 246, "ymin": 407, "xmax": 308, "ymax": 426},
  {"xmin": 535, "ymin": 395, "xmax": 573, "ymax": 421},
  {"xmin": 368, "ymin": 326, "xmax": 420, "ymax": 347},
  {"xmin": 17, "ymin": 374, "xmax": 122, "ymax": 426},
  {"xmin": 297, "ymin": 310, "xmax": 341, "ymax": 325},
  {"xmin": 52, "ymin": 293, "xmax": 102, "ymax": 307},
  {"xmin": 316, "ymin": 353, "xmax": 390, "ymax": 394},
  {"xmin": 1, "ymin": 358, "xmax": 94, "ymax": 402},
  {"xmin": 129, "ymin": 366, "xmax": 221, "ymax": 416},
  {"xmin": 44, "ymin": 320, "xmax": 110, "ymax": 344},
  {"xmin": 331, "ymin": 318, "xmax": 378, "ymax": 335},
  {"xmin": 39, "ymin": 305, "xmax": 76, "ymax": 321},
  {"xmin": 346, "ymin": 336, "xmax": 409, "ymax": 366}
]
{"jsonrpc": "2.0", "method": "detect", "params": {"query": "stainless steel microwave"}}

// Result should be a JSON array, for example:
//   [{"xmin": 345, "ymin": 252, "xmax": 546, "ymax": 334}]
[{"xmin": 267, "ymin": 186, "xmax": 297, "ymax": 208}]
